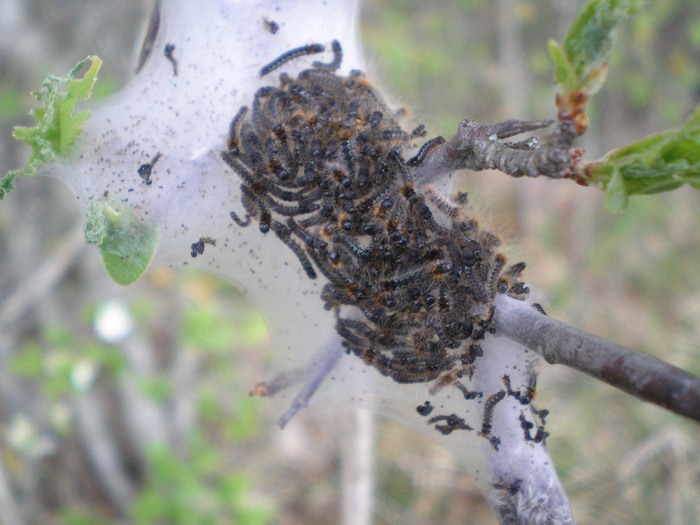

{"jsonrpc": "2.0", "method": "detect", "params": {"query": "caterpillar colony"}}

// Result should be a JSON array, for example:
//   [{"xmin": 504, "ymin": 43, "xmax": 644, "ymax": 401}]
[{"xmin": 222, "ymin": 41, "xmax": 545, "ymax": 447}]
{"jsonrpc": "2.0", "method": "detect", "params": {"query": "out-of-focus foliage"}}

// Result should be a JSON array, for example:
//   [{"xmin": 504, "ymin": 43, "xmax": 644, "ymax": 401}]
[
  {"xmin": 12, "ymin": 326, "xmax": 124, "ymax": 401},
  {"xmin": 8, "ymin": 277, "xmax": 274, "ymax": 525},
  {"xmin": 129, "ymin": 439, "xmax": 272, "ymax": 525}
]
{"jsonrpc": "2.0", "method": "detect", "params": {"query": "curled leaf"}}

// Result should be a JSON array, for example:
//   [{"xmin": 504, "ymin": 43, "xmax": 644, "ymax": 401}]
[
  {"xmin": 85, "ymin": 197, "xmax": 159, "ymax": 286},
  {"xmin": 550, "ymin": 0, "xmax": 642, "ymax": 96},
  {"xmin": 1, "ymin": 56, "xmax": 102, "ymax": 200}
]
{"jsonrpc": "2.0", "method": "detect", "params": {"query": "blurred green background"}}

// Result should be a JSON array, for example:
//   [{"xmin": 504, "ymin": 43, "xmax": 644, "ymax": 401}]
[{"xmin": 0, "ymin": 1, "xmax": 699, "ymax": 524}]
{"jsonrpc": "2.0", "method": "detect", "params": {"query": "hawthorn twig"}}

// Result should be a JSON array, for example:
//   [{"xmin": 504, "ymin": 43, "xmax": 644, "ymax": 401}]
[
  {"xmin": 413, "ymin": 115, "xmax": 585, "ymax": 185},
  {"xmin": 493, "ymin": 294, "xmax": 700, "ymax": 423}
]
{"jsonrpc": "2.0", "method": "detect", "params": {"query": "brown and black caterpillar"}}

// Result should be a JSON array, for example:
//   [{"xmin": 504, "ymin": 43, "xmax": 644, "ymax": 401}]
[{"xmin": 222, "ymin": 40, "xmax": 529, "ymax": 400}]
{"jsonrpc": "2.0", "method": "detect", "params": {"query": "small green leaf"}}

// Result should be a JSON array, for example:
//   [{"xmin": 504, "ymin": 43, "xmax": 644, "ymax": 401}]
[
  {"xmin": 1, "ymin": 56, "xmax": 101, "ymax": 200},
  {"xmin": 604, "ymin": 166, "xmax": 628, "ymax": 212},
  {"xmin": 587, "ymin": 105, "xmax": 700, "ymax": 209},
  {"xmin": 548, "ymin": 40, "xmax": 578, "ymax": 94},
  {"xmin": 85, "ymin": 197, "xmax": 159, "ymax": 285},
  {"xmin": 0, "ymin": 174, "xmax": 15, "ymax": 200},
  {"xmin": 551, "ymin": 0, "xmax": 641, "ymax": 96}
]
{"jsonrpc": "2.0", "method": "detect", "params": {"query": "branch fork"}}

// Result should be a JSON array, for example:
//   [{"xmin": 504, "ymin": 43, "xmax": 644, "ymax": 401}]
[{"xmin": 415, "ymin": 103, "xmax": 589, "ymax": 185}]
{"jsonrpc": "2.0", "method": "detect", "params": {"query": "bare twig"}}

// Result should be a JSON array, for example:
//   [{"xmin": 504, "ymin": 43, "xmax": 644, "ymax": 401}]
[
  {"xmin": 341, "ymin": 408, "xmax": 375, "ymax": 525},
  {"xmin": 278, "ymin": 341, "xmax": 344, "ymax": 429},
  {"xmin": 118, "ymin": 335, "xmax": 173, "ymax": 457},
  {"xmin": 0, "ymin": 224, "xmax": 85, "ymax": 331},
  {"xmin": 413, "ymin": 104, "xmax": 589, "ymax": 187},
  {"xmin": 74, "ymin": 388, "xmax": 135, "ymax": 516},
  {"xmin": 0, "ymin": 454, "xmax": 26, "ymax": 525},
  {"xmin": 414, "ymin": 118, "xmax": 553, "ymax": 184},
  {"xmin": 493, "ymin": 294, "xmax": 700, "ymax": 423},
  {"xmin": 134, "ymin": 0, "xmax": 161, "ymax": 74}
]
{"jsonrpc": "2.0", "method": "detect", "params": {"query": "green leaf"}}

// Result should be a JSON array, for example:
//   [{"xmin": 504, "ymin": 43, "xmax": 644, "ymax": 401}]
[
  {"xmin": 85, "ymin": 197, "xmax": 159, "ymax": 285},
  {"xmin": 551, "ymin": 0, "xmax": 642, "ymax": 96},
  {"xmin": 183, "ymin": 305, "xmax": 236, "ymax": 352},
  {"xmin": 548, "ymin": 40, "xmax": 578, "ymax": 94},
  {"xmin": 587, "ymin": 105, "xmax": 700, "ymax": 209},
  {"xmin": 11, "ymin": 343, "xmax": 44, "ymax": 377},
  {"xmin": 0, "ymin": 174, "xmax": 15, "ymax": 200},
  {"xmin": 603, "ymin": 166, "xmax": 628, "ymax": 212},
  {"xmin": 1, "ymin": 56, "xmax": 101, "ymax": 200},
  {"xmin": 61, "ymin": 511, "xmax": 110, "ymax": 525}
]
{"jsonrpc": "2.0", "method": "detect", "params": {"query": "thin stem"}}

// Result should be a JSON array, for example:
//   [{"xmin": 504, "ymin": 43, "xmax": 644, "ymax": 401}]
[
  {"xmin": 0, "ymin": 224, "xmax": 85, "ymax": 331},
  {"xmin": 74, "ymin": 390, "xmax": 135, "ymax": 515},
  {"xmin": 0, "ymin": 454, "xmax": 25, "ymax": 525},
  {"xmin": 278, "ymin": 341, "xmax": 344, "ymax": 429},
  {"xmin": 493, "ymin": 294, "xmax": 700, "ymax": 423},
  {"xmin": 341, "ymin": 408, "xmax": 375, "ymax": 525}
]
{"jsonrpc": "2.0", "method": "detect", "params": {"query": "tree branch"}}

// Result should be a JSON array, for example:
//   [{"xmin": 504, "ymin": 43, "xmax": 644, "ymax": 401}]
[
  {"xmin": 0, "ymin": 454, "xmax": 25, "ymax": 525},
  {"xmin": 493, "ymin": 294, "xmax": 700, "ymax": 423},
  {"xmin": 412, "ymin": 110, "xmax": 700, "ymax": 426},
  {"xmin": 74, "ymin": 387, "xmax": 135, "ymax": 516},
  {"xmin": 413, "ymin": 114, "xmax": 585, "ymax": 185}
]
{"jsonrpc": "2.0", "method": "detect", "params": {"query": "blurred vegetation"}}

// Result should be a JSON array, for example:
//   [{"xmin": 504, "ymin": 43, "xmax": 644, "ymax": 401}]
[
  {"xmin": 0, "ymin": 1, "xmax": 698, "ymax": 525},
  {"xmin": 6, "ymin": 274, "xmax": 274, "ymax": 525}
]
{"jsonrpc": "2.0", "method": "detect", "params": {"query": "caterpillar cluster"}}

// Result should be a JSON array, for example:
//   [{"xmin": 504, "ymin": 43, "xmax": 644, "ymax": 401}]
[
  {"xmin": 221, "ymin": 41, "xmax": 529, "ymax": 389},
  {"xmin": 415, "ymin": 373, "xmax": 549, "ymax": 450}
]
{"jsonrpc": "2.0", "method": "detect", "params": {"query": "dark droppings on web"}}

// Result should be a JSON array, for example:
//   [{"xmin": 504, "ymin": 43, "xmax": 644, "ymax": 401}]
[{"xmin": 137, "ymin": 152, "xmax": 162, "ymax": 185}]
